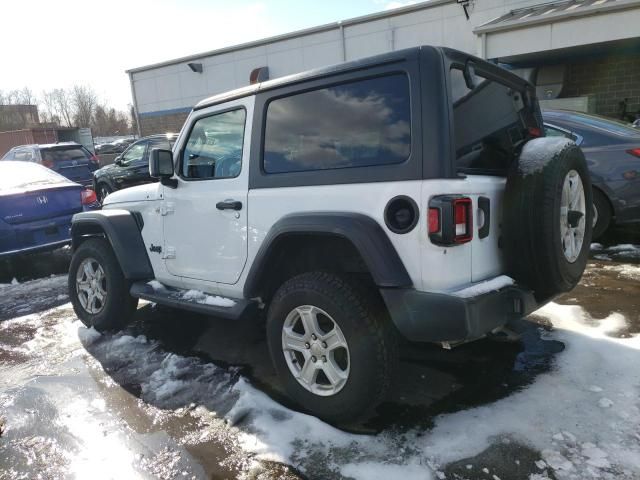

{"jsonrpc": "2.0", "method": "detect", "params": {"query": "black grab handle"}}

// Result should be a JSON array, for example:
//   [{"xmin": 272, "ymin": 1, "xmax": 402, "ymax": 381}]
[{"xmin": 216, "ymin": 200, "xmax": 243, "ymax": 211}]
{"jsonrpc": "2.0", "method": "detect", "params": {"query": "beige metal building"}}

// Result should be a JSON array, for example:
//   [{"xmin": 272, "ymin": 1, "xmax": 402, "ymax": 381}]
[{"xmin": 127, "ymin": 0, "xmax": 640, "ymax": 135}]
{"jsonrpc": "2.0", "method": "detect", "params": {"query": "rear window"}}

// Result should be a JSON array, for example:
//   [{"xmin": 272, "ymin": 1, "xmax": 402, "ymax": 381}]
[
  {"xmin": 263, "ymin": 73, "xmax": 411, "ymax": 174},
  {"xmin": 40, "ymin": 146, "xmax": 90, "ymax": 164},
  {"xmin": 450, "ymin": 67, "xmax": 536, "ymax": 174}
]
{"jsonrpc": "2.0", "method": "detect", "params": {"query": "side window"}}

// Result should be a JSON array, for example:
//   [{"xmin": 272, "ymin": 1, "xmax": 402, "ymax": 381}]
[
  {"xmin": 450, "ymin": 67, "xmax": 533, "ymax": 173},
  {"xmin": 182, "ymin": 109, "xmax": 246, "ymax": 180},
  {"xmin": 121, "ymin": 142, "xmax": 147, "ymax": 165},
  {"xmin": 1, "ymin": 150, "xmax": 14, "ymax": 160},
  {"xmin": 263, "ymin": 74, "xmax": 411, "ymax": 174}
]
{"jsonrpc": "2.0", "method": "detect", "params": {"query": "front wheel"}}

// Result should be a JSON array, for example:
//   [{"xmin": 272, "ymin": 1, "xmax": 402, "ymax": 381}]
[
  {"xmin": 68, "ymin": 237, "xmax": 138, "ymax": 332},
  {"xmin": 266, "ymin": 272, "xmax": 396, "ymax": 424}
]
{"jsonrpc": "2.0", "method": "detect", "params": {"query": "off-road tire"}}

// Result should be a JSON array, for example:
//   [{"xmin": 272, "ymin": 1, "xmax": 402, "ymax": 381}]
[
  {"xmin": 504, "ymin": 138, "xmax": 593, "ymax": 300},
  {"xmin": 68, "ymin": 237, "xmax": 138, "ymax": 332},
  {"xmin": 592, "ymin": 189, "xmax": 612, "ymax": 240},
  {"xmin": 266, "ymin": 272, "xmax": 396, "ymax": 424}
]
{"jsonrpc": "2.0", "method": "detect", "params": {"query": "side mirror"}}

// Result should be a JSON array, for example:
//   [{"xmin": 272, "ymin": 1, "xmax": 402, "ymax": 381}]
[
  {"xmin": 150, "ymin": 148, "xmax": 177, "ymax": 188},
  {"xmin": 114, "ymin": 156, "xmax": 122, "ymax": 165}
]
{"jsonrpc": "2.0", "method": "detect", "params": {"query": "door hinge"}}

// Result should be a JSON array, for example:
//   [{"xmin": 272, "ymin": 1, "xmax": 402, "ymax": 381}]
[
  {"xmin": 156, "ymin": 202, "xmax": 175, "ymax": 216},
  {"xmin": 162, "ymin": 246, "xmax": 176, "ymax": 259}
]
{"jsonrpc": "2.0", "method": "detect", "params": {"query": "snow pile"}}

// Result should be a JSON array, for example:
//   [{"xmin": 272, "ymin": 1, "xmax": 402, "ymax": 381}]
[
  {"xmin": 181, "ymin": 290, "xmax": 236, "ymax": 308},
  {"xmin": 421, "ymin": 302, "xmax": 640, "ymax": 478},
  {"xmin": 594, "ymin": 244, "xmax": 640, "ymax": 262},
  {"xmin": 451, "ymin": 275, "xmax": 515, "ymax": 298},
  {"xmin": 601, "ymin": 263, "xmax": 640, "ymax": 281},
  {"xmin": 146, "ymin": 279, "xmax": 236, "ymax": 308},
  {"xmin": 147, "ymin": 280, "xmax": 165, "ymax": 291}
]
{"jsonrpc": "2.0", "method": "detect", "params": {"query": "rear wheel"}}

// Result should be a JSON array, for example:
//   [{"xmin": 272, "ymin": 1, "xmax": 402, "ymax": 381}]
[
  {"xmin": 592, "ymin": 189, "xmax": 612, "ymax": 240},
  {"xmin": 68, "ymin": 238, "xmax": 138, "ymax": 332},
  {"xmin": 266, "ymin": 272, "xmax": 396, "ymax": 424}
]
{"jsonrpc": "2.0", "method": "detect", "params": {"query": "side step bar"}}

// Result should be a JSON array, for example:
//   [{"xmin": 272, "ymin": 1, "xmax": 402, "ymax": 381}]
[{"xmin": 130, "ymin": 281, "xmax": 258, "ymax": 320}]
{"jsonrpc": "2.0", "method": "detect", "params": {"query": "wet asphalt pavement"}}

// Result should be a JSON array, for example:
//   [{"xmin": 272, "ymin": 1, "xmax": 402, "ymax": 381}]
[{"xmin": 0, "ymin": 227, "xmax": 639, "ymax": 480}]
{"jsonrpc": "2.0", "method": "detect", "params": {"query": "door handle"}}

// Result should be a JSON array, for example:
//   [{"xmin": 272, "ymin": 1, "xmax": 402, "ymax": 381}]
[{"xmin": 216, "ymin": 199, "xmax": 242, "ymax": 211}]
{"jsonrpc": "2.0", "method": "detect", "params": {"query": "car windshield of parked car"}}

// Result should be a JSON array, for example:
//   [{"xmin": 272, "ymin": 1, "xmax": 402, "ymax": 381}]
[
  {"xmin": 121, "ymin": 143, "xmax": 146, "ymax": 165},
  {"xmin": 0, "ymin": 162, "xmax": 67, "ymax": 191},
  {"xmin": 41, "ymin": 146, "xmax": 91, "ymax": 165}
]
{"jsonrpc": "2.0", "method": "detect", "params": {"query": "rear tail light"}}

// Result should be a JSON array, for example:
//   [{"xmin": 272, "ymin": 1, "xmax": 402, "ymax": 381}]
[
  {"xmin": 90, "ymin": 153, "xmax": 100, "ymax": 166},
  {"xmin": 81, "ymin": 188, "xmax": 97, "ymax": 205},
  {"xmin": 626, "ymin": 148, "xmax": 640, "ymax": 158},
  {"xmin": 428, "ymin": 195, "xmax": 473, "ymax": 246},
  {"xmin": 453, "ymin": 197, "xmax": 472, "ymax": 243},
  {"xmin": 428, "ymin": 207, "xmax": 440, "ymax": 234}
]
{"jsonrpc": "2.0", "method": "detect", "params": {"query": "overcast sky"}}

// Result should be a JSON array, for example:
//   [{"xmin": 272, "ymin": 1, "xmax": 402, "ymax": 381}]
[{"xmin": 2, "ymin": 0, "xmax": 415, "ymax": 112}]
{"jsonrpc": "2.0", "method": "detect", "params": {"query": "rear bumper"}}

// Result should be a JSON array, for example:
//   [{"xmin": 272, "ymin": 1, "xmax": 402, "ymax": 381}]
[{"xmin": 380, "ymin": 284, "xmax": 541, "ymax": 343}]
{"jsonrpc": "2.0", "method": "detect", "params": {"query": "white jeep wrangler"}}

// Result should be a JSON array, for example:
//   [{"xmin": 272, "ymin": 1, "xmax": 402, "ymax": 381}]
[{"xmin": 68, "ymin": 47, "xmax": 592, "ymax": 423}]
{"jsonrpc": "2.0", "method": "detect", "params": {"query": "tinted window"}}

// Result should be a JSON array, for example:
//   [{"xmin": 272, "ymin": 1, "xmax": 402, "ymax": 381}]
[
  {"xmin": 450, "ymin": 67, "xmax": 533, "ymax": 173},
  {"xmin": 263, "ymin": 74, "xmax": 411, "ymax": 174},
  {"xmin": 40, "ymin": 146, "xmax": 90, "ymax": 165},
  {"xmin": 182, "ymin": 109, "xmax": 245, "ymax": 180}
]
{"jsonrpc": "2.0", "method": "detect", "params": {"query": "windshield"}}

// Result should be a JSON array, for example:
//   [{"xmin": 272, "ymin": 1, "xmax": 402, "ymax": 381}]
[{"xmin": 0, "ymin": 161, "xmax": 69, "ymax": 191}]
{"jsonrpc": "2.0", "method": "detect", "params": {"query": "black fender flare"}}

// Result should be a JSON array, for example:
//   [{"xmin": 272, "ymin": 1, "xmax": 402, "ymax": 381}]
[
  {"xmin": 243, "ymin": 212, "xmax": 412, "ymax": 298},
  {"xmin": 71, "ymin": 209, "xmax": 154, "ymax": 280}
]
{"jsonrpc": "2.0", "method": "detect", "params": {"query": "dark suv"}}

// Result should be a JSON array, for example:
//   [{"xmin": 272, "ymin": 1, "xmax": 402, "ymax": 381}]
[
  {"xmin": 92, "ymin": 133, "xmax": 177, "ymax": 201},
  {"xmin": 1, "ymin": 142, "xmax": 99, "ymax": 187}
]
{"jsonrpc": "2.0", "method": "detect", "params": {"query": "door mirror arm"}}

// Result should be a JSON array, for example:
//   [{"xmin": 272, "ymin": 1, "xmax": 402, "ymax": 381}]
[{"xmin": 160, "ymin": 176, "xmax": 178, "ymax": 189}]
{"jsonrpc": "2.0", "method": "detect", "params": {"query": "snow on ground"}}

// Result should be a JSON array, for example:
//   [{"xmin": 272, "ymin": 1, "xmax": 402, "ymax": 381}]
[
  {"xmin": 61, "ymin": 301, "xmax": 640, "ymax": 479},
  {"xmin": 3, "ymin": 275, "xmax": 640, "ymax": 479}
]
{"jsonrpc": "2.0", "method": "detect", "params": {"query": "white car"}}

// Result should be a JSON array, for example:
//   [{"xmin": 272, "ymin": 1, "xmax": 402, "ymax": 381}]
[{"xmin": 67, "ymin": 46, "xmax": 592, "ymax": 422}]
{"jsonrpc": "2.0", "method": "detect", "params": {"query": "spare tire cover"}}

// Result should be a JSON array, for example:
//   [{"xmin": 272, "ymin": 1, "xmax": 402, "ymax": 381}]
[{"xmin": 503, "ymin": 137, "xmax": 593, "ymax": 301}]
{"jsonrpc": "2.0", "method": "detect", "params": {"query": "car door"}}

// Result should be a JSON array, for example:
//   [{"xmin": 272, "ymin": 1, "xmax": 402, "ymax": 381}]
[
  {"xmin": 161, "ymin": 97, "xmax": 252, "ymax": 285},
  {"xmin": 117, "ymin": 140, "xmax": 149, "ymax": 189}
]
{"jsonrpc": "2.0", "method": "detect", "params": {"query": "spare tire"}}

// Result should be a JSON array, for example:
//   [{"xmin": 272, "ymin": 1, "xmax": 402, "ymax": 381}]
[{"xmin": 503, "ymin": 137, "xmax": 592, "ymax": 301}]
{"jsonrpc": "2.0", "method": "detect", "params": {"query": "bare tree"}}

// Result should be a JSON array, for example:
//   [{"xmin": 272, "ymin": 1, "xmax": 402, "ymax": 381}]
[
  {"xmin": 71, "ymin": 85, "xmax": 97, "ymax": 128},
  {"xmin": 41, "ymin": 88, "xmax": 74, "ymax": 127}
]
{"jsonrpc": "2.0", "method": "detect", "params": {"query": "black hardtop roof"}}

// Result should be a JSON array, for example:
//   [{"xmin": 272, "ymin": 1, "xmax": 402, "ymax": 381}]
[
  {"xmin": 194, "ymin": 45, "xmax": 533, "ymax": 111},
  {"xmin": 194, "ymin": 46, "xmax": 427, "ymax": 111}
]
